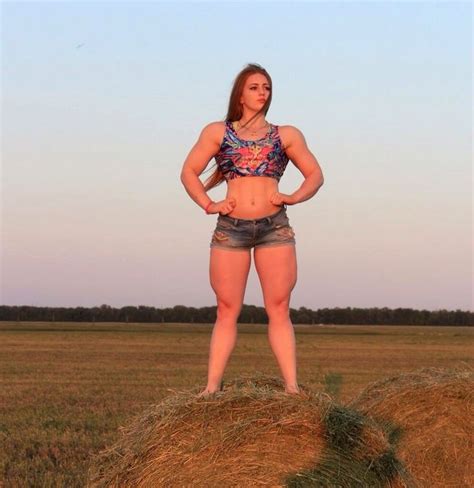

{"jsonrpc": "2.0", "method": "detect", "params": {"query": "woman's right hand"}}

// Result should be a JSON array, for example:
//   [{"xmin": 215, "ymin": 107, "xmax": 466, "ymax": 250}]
[{"xmin": 208, "ymin": 197, "xmax": 236, "ymax": 215}]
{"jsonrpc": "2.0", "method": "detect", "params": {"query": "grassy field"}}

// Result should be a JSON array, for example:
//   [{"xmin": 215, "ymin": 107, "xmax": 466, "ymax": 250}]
[{"xmin": 1, "ymin": 322, "xmax": 472, "ymax": 487}]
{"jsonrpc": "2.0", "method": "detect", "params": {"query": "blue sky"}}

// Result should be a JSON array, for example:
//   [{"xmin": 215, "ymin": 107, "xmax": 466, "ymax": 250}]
[{"xmin": 2, "ymin": 1, "xmax": 472, "ymax": 311}]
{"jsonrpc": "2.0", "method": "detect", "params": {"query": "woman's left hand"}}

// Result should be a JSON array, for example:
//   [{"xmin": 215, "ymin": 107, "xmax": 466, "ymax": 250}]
[{"xmin": 270, "ymin": 192, "xmax": 296, "ymax": 206}]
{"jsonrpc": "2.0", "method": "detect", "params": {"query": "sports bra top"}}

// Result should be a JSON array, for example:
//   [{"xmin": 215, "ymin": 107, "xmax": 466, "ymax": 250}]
[{"xmin": 214, "ymin": 120, "xmax": 290, "ymax": 182}]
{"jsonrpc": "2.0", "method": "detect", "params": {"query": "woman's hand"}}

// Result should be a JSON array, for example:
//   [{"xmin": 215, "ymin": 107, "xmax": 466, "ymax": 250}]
[
  {"xmin": 270, "ymin": 192, "xmax": 297, "ymax": 206},
  {"xmin": 208, "ymin": 197, "xmax": 236, "ymax": 215}
]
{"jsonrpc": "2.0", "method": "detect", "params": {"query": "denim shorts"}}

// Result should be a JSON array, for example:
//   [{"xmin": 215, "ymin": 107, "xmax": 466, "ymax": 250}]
[{"xmin": 210, "ymin": 205, "xmax": 296, "ymax": 251}]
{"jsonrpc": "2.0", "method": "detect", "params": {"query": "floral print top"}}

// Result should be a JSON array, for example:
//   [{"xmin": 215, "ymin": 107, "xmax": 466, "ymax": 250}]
[{"xmin": 214, "ymin": 120, "xmax": 290, "ymax": 182}]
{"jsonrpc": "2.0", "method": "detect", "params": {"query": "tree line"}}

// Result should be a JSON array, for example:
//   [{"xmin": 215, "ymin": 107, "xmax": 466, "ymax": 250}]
[{"xmin": 0, "ymin": 304, "xmax": 472, "ymax": 326}]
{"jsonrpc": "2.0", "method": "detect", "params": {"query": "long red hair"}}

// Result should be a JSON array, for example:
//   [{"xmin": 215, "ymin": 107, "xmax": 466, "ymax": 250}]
[{"xmin": 202, "ymin": 63, "xmax": 273, "ymax": 192}]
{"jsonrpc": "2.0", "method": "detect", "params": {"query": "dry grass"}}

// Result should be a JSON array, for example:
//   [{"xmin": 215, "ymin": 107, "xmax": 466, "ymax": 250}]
[
  {"xmin": 87, "ymin": 372, "xmax": 411, "ymax": 488},
  {"xmin": 349, "ymin": 367, "xmax": 474, "ymax": 488}
]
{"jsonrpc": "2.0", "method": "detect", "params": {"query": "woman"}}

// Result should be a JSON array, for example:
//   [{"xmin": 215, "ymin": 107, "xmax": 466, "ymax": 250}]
[{"xmin": 180, "ymin": 63, "xmax": 324, "ymax": 397}]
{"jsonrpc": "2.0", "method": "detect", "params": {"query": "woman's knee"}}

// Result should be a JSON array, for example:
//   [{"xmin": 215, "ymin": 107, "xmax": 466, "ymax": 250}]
[
  {"xmin": 216, "ymin": 299, "xmax": 242, "ymax": 321},
  {"xmin": 265, "ymin": 297, "xmax": 291, "ymax": 320}
]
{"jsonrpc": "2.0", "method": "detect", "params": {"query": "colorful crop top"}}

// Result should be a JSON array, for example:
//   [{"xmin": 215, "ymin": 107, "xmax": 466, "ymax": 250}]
[{"xmin": 214, "ymin": 120, "xmax": 290, "ymax": 182}]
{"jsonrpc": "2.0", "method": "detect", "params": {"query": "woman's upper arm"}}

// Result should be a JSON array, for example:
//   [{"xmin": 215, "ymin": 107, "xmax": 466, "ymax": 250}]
[
  {"xmin": 180, "ymin": 122, "xmax": 223, "ymax": 177},
  {"xmin": 284, "ymin": 126, "xmax": 324, "ymax": 180}
]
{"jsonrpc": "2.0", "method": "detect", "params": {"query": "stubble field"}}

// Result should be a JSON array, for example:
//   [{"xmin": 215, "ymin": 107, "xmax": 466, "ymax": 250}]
[{"xmin": 1, "ymin": 322, "xmax": 472, "ymax": 487}]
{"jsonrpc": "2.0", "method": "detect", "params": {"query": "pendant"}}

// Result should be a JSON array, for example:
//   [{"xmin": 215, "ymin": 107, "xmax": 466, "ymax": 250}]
[{"xmin": 235, "ymin": 120, "xmax": 268, "ymax": 136}]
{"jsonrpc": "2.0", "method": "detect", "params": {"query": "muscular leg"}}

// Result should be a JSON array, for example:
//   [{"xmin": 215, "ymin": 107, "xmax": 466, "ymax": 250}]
[
  {"xmin": 198, "ymin": 247, "xmax": 251, "ymax": 396},
  {"xmin": 254, "ymin": 245, "xmax": 299, "ymax": 394}
]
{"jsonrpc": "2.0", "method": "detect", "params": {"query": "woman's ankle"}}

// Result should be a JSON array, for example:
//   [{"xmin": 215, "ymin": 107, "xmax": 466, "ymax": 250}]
[
  {"xmin": 284, "ymin": 383, "xmax": 300, "ymax": 394},
  {"xmin": 206, "ymin": 379, "xmax": 224, "ymax": 392}
]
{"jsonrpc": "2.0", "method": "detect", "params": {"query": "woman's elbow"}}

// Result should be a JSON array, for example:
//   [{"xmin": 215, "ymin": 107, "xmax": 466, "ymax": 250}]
[
  {"xmin": 310, "ymin": 168, "xmax": 324, "ymax": 186},
  {"xmin": 317, "ymin": 168, "xmax": 324, "ymax": 186},
  {"xmin": 180, "ymin": 169, "xmax": 192, "ymax": 184},
  {"xmin": 314, "ymin": 172, "xmax": 324, "ymax": 190}
]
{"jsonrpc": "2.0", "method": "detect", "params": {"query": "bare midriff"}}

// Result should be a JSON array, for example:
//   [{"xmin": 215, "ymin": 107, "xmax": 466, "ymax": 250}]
[{"xmin": 225, "ymin": 176, "xmax": 283, "ymax": 219}]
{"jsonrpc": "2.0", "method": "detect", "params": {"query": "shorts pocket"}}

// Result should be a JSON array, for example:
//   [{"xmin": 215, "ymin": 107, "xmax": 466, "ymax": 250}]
[
  {"xmin": 216, "ymin": 219, "xmax": 235, "ymax": 230},
  {"xmin": 272, "ymin": 216, "xmax": 290, "ymax": 230}
]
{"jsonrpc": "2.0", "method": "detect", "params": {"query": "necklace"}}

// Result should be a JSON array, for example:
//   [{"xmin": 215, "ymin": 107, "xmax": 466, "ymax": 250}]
[{"xmin": 235, "ymin": 120, "xmax": 269, "ymax": 136}]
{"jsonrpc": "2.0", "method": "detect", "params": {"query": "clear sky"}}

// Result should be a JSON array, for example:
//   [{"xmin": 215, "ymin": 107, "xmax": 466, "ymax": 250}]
[{"xmin": 1, "ymin": 1, "xmax": 472, "ymax": 311}]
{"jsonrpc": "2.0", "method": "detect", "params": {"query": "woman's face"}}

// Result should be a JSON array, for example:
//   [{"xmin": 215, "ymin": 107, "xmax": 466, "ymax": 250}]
[{"xmin": 239, "ymin": 73, "xmax": 271, "ymax": 113}]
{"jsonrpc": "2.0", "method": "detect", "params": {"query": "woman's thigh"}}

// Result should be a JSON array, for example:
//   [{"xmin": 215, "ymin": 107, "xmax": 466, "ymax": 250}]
[
  {"xmin": 254, "ymin": 245, "xmax": 297, "ymax": 307},
  {"xmin": 209, "ymin": 247, "xmax": 251, "ymax": 308}
]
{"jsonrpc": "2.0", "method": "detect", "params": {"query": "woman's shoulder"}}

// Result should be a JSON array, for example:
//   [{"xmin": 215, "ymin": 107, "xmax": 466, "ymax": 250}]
[
  {"xmin": 203, "ymin": 120, "xmax": 227, "ymax": 130},
  {"xmin": 275, "ymin": 125, "xmax": 304, "ymax": 151},
  {"xmin": 276, "ymin": 124, "xmax": 303, "ymax": 135},
  {"xmin": 200, "ymin": 121, "xmax": 228, "ymax": 145}
]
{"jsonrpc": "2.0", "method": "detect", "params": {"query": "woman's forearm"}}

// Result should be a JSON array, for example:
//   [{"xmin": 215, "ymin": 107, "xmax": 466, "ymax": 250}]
[
  {"xmin": 290, "ymin": 171, "xmax": 324, "ymax": 204},
  {"xmin": 180, "ymin": 170, "xmax": 213, "ymax": 210}
]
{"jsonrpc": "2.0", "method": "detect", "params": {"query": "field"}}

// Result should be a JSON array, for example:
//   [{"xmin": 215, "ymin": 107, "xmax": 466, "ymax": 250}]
[{"xmin": 1, "ymin": 322, "xmax": 472, "ymax": 487}]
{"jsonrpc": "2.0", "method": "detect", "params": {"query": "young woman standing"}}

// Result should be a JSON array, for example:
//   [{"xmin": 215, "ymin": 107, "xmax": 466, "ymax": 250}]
[{"xmin": 180, "ymin": 63, "xmax": 324, "ymax": 397}]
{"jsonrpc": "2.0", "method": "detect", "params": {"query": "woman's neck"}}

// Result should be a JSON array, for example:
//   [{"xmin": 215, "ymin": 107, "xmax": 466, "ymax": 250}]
[{"xmin": 239, "ymin": 114, "xmax": 266, "ymax": 128}]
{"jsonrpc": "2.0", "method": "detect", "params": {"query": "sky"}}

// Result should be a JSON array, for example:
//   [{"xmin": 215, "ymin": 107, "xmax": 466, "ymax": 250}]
[{"xmin": 1, "ymin": 1, "xmax": 472, "ymax": 312}]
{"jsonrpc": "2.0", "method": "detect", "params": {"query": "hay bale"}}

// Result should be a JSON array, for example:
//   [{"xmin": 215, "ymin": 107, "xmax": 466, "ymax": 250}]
[
  {"xmin": 349, "ymin": 367, "xmax": 474, "ymax": 488},
  {"xmin": 88, "ymin": 372, "xmax": 411, "ymax": 487}
]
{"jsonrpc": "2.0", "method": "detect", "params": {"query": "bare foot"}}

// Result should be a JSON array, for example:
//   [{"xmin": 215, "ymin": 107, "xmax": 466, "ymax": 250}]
[
  {"xmin": 196, "ymin": 381, "xmax": 224, "ymax": 398},
  {"xmin": 196, "ymin": 388, "xmax": 219, "ymax": 398},
  {"xmin": 285, "ymin": 386, "xmax": 301, "ymax": 395}
]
